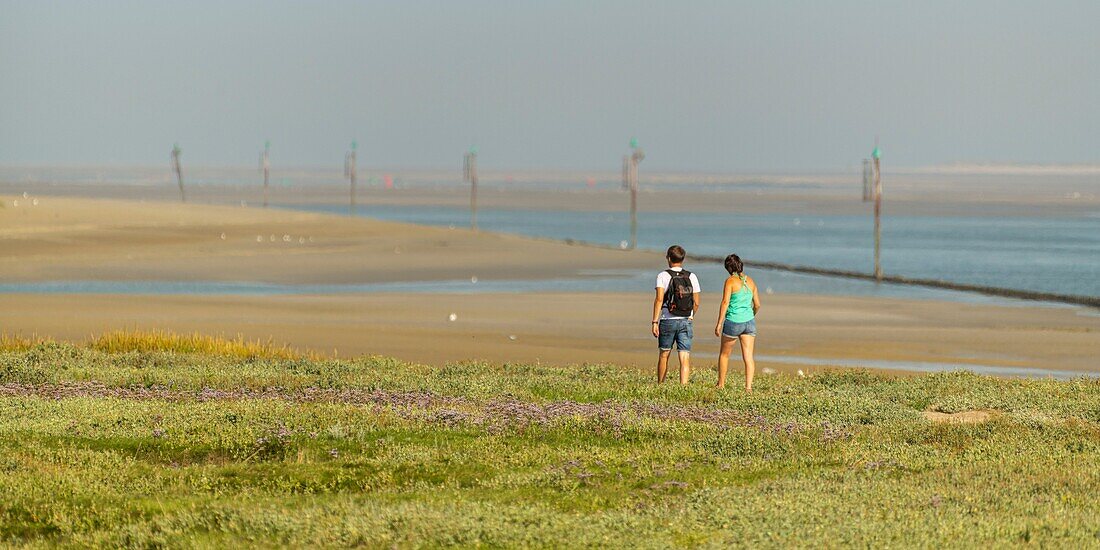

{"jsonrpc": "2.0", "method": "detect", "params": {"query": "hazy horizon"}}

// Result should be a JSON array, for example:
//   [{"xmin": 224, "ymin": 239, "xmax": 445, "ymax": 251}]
[{"xmin": 2, "ymin": 1, "xmax": 1098, "ymax": 172}]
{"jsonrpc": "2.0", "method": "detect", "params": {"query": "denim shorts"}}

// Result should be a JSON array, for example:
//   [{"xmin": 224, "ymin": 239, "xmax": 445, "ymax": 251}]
[
  {"xmin": 722, "ymin": 318, "xmax": 757, "ymax": 338},
  {"xmin": 658, "ymin": 318, "xmax": 693, "ymax": 352}
]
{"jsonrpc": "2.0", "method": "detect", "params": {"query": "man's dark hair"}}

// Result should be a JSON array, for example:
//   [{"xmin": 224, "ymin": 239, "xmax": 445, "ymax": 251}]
[
  {"xmin": 724, "ymin": 253, "xmax": 744, "ymax": 275},
  {"xmin": 666, "ymin": 245, "xmax": 686, "ymax": 264}
]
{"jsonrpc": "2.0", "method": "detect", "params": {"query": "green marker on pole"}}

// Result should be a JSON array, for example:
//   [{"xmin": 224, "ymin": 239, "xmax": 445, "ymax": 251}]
[
  {"xmin": 872, "ymin": 147, "xmax": 882, "ymax": 160},
  {"xmin": 265, "ymin": 140, "xmax": 271, "ymax": 152},
  {"xmin": 629, "ymin": 137, "xmax": 638, "ymax": 149},
  {"xmin": 469, "ymin": 145, "xmax": 478, "ymax": 155},
  {"xmin": 351, "ymin": 140, "xmax": 358, "ymax": 151}
]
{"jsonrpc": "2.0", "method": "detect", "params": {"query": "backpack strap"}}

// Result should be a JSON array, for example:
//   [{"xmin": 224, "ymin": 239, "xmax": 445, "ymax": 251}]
[
  {"xmin": 663, "ymin": 270, "xmax": 684, "ymax": 290},
  {"xmin": 662, "ymin": 269, "xmax": 678, "ymax": 308}
]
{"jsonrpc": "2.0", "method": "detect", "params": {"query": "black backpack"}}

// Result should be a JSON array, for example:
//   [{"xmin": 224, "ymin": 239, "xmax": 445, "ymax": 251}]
[{"xmin": 663, "ymin": 269, "xmax": 695, "ymax": 317}]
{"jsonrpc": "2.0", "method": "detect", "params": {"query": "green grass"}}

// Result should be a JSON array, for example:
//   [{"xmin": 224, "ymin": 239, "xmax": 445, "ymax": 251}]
[{"xmin": 1, "ymin": 338, "xmax": 1099, "ymax": 548}]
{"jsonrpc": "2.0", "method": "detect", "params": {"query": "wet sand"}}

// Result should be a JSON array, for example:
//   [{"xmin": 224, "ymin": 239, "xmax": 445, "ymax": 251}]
[
  {"xmin": 1, "ymin": 292, "xmax": 1097, "ymax": 376},
  {"xmin": 2, "ymin": 195, "xmax": 1097, "ymax": 376}
]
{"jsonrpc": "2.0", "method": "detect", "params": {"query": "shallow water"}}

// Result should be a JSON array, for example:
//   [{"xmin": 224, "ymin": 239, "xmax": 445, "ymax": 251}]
[
  {"xmin": 293, "ymin": 204, "xmax": 1100, "ymax": 299},
  {"xmin": 684, "ymin": 352, "xmax": 1099, "ymax": 379},
  {"xmin": 0, "ymin": 270, "xmax": 1064, "ymax": 308},
  {"xmin": 753, "ymin": 354, "xmax": 1100, "ymax": 380}
]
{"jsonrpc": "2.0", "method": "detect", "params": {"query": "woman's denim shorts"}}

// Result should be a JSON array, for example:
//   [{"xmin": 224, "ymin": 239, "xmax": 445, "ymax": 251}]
[{"xmin": 722, "ymin": 319, "xmax": 757, "ymax": 338}]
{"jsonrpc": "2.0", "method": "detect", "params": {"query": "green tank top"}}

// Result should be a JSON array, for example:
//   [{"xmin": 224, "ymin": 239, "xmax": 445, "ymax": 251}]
[{"xmin": 725, "ymin": 274, "xmax": 755, "ymax": 323}]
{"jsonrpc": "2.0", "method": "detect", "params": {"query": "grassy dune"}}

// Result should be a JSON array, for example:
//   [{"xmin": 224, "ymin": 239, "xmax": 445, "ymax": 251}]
[{"xmin": 1, "ymin": 336, "xmax": 1099, "ymax": 548}]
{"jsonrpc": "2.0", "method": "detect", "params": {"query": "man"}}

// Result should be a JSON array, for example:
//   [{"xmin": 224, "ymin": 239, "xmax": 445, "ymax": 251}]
[{"xmin": 651, "ymin": 245, "xmax": 701, "ymax": 384}]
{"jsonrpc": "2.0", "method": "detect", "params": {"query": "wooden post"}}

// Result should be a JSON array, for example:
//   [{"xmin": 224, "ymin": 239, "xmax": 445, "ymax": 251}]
[
  {"xmin": 260, "ymin": 141, "xmax": 271, "ymax": 208},
  {"xmin": 629, "ymin": 160, "xmax": 637, "ymax": 250},
  {"xmin": 345, "ymin": 140, "xmax": 358, "ymax": 214},
  {"xmin": 628, "ymin": 140, "xmax": 645, "ymax": 250},
  {"xmin": 170, "ymin": 143, "xmax": 185, "ymax": 203},
  {"xmin": 464, "ymin": 148, "xmax": 478, "ymax": 231},
  {"xmin": 872, "ymin": 146, "xmax": 883, "ymax": 281},
  {"xmin": 862, "ymin": 159, "xmax": 872, "ymax": 202},
  {"xmin": 621, "ymin": 155, "xmax": 630, "ymax": 191}
]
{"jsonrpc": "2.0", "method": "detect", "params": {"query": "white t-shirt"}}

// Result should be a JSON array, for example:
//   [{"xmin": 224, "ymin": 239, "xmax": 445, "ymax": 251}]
[{"xmin": 655, "ymin": 267, "xmax": 701, "ymax": 320}]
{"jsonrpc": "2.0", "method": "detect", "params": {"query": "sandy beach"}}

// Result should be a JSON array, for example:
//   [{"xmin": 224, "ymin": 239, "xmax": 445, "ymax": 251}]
[
  {"xmin": 2, "ymin": 194, "xmax": 1097, "ymax": 375},
  {"xmin": 3, "ymin": 292, "xmax": 1098, "ymax": 376},
  {"xmin": 0, "ymin": 195, "xmax": 654, "ymax": 283}
]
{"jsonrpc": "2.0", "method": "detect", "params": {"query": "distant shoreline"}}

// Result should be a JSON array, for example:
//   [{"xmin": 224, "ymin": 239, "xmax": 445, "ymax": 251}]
[{"xmin": 3, "ymin": 177, "xmax": 1097, "ymax": 218}]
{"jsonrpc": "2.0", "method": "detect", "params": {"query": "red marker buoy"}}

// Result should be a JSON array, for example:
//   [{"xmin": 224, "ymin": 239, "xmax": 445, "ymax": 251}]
[{"xmin": 383, "ymin": 174, "xmax": 394, "ymax": 190}]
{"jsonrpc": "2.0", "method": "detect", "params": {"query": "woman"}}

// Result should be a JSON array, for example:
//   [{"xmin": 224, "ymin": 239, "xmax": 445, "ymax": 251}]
[{"xmin": 714, "ymin": 253, "xmax": 761, "ymax": 391}]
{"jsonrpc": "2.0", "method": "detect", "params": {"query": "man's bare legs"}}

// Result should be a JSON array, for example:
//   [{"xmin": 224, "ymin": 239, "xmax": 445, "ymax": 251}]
[
  {"xmin": 658, "ymin": 350, "xmax": 691, "ymax": 384},
  {"xmin": 678, "ymin": 351, "xmax": 691, "ymax": 384},
  {"xmin": 657, "ymin": 350, "xmax": 672, "ymax": 383}
]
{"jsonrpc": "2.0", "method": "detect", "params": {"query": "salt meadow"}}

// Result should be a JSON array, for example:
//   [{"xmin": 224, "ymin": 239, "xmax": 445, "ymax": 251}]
[{"xmin": 1, "ymin": 334, "xmax": 1100, "ymax": 547}]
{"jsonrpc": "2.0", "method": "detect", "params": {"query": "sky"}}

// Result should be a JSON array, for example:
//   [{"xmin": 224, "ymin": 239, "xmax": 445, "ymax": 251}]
[{"xmin": 1, "ymin": 1, "xmax": 1098, "ymax": 172}]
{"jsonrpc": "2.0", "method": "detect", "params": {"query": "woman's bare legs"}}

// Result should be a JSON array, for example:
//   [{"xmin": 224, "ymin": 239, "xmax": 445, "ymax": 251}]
[
  {"xmin": 739, "ymin": 334, "xmax": 756, "ymax": 393},
  {"xmin": 717, "ymin": 336, "xmax": 737, "ymax": 389}
]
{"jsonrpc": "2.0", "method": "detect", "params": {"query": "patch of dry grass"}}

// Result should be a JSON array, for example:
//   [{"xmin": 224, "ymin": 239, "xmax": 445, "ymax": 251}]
[
  {"xmin": 87, "ymin": 330, "xmax": 316, "ymax": 360},
  {"xmin": 0, "ymin": 334, "xmax": 49, "ymax": 352},
  {"xmin": 2, "ymin": 330, "xmax": 316, "ymax": 360}
]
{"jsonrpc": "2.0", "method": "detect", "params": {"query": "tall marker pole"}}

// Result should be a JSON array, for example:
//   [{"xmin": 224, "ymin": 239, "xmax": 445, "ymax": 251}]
[
  {"xmin": 170, "ymin": 143, "xmax": 185, "ymax": 203},
  {"xmin": 629, "ymin": 162, "xmax": 637, "ymax": 249},
  {"xmin": 628, "ymin": 137, "xmax": 645, "ymax": 250},
  {"xmin": 345, "ymin": 140, "xmax": 358, "ymax": 214},
  {"xmin": 464, "ymin": 147, "xmax": 479, "ymax": 231},
  {"xmin": 621, "ymin": 155, "xmax": 630, "ymax": 191},
  {"xmin": 861, "ymin": 158, "xmax": 873, "ymax": 202},
  {"xmin": 872, "ymin": 143, "xmax": 883, "ymax": 282},
  {"xmin": 260, "ymin": 140, "xmax": 271, "ymax": 208}
]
